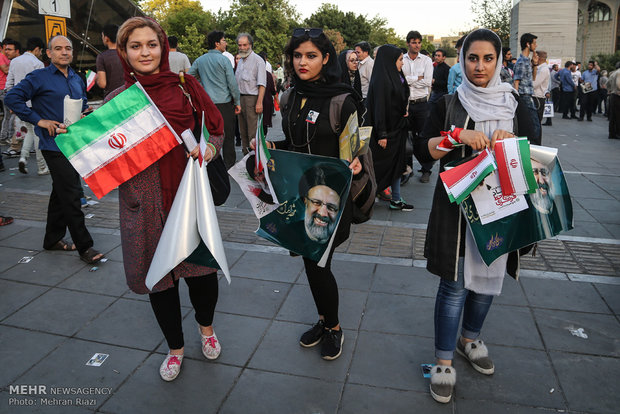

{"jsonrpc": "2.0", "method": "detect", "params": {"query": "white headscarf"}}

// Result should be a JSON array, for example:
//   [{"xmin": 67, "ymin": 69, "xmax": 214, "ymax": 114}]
[{"xmin": 456, "ymin": 29, "xmax": 518, "ymax": 139}]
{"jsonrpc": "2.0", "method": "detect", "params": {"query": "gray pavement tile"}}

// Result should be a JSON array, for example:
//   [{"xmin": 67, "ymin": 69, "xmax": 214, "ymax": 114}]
[
  {"xmin": 564, "ymin": 221, "xmax": 614, "ymax": 238},
  {"xmin": 482, "ymin": 305, "xmax": 545, "ymax": 350},
  {"xmin": 532, "ymin": 308, "xmax": 620, "ymax": 357},
  {"xmin": 3, "ymin": 288, "xmax": 116, "ymax": 336},
  {"xmin": 0, "ymin": 226, "xmax": 46, "ymax": 250},
  {"xmin": 156, "ymin": 311, "xmax": 270, "ymax": 366},
  {"xmin": 89, "ymin": 233, "xmax": 122, "ymax": 256},
  {"xmin": 74, "ymin": 298, "xmax": 165, "ymax": 351},
  {"xmin": 493, "ymin": 276, "xmax": 529, "ymax": 306},
  {"xmin": 571, "ymin": 207, "xmax": 598, "ymax": 222},
  {"xmin": 549, "ymin": 351, "xmax": 620, "ymax": 414},
  {"xmin": 452, "ymin": 346, "xmax": 565, "ymax": 409},
  {"xmin": 0, "ymin": 246, "xmax": 42, "ymax": 274},
  {"xmin": 229, "ymin": 251, "xmax": 303, "ymax": 283},
  {"xmin": 372, "ymin": 264, "xmax": 438, "ymax": 297},
  {"xmin": 0, "ymin": 250, "xmax": 86, "ymax": 286},
  {"xmin": 348, "ymin": 331, "xmax": 433, "ymax": 392},
  {"xmin": 216, "ymin": 277, "xmax": 291, "ymax": 319},
  {"xmin": 455, "ymin": 399, "xmax": 562, "ymax": 413},
  {"xmin": 0, "ymin": 279, "xmax": 49, "ymax": 320},
  {"xmin": 220, "ymin": 247, "xmax": 245, "ymax": 268},
  {"xmin": 340, "ymin": 384, "xmax": 451, "ymax": 413},
  {"xmin": 594, "ymin": 283, "xmax": 620, "ymax": 315},
  {"xmin": 576, "ymin": 197, "xmax": 620, "ymax": 212},
  {"xmin": 602, "ymin": 223, "xmax": 620, "ymax": 239},
  {"xmin": 521, "ymin": 278, "xmax": 611, "ymax": 313},
  {"xmin": 100, "ymin": 354, "xmax": 240, "ymax": 414},
  {"xmin": 220, "ymin": 369, "xmax": 342, "ymax": 414},
  {"xmin": 0, "ymin": 222, "xmax": 30, "ymax": 241},
  {"xmin": 0, "ymin": 326, "xmax": 66, "ymax": 388},
  {"xmin": 103, "ymin": 245, "xmax": 123, "ymax": 262},
  {"xmin": 390, "ymin": 208, "xmax": 432, "ymax": 225},
  {"xmin": 589, "ymin": 209, "xmax": 620, "ymax": 225},
  {"xmin": 275, "ymin": 284, "xmax": 368, "ymax": 330},
  {"xmin": 57, "ymin": 260, "xmax": 129, "ymax": 297},
  {"xmin": 11, "ymin": 338, "xmax": 150, "ymax": 412},
  {"xmin": 361, "ymin": 292, "xmax": 434, "ymax": 337},
  {"xmin": 248, "ymin": 320, "xmax": 356, "ymax": 380},
  {"xmin": 370, "ymin": 205, "xmax": 391, "ymax": 221}
]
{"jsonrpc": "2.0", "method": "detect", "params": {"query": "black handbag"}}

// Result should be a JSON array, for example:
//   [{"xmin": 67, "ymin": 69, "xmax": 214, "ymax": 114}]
[{"xmin": 405, "ymin": 130, "xmax": 414, "ymax": 158}]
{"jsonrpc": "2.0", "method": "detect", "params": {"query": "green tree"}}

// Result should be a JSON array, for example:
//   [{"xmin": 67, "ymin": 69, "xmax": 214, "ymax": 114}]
[
  {"xmin": 591, "ymin": 51, "xmax": 620, "ymax": 73},
  {"xmin": 440, "ymin": 39, "xmax": 457, "ymax": 58},
  {"xmin": 471, "ymin": 0, "xmax": 511, "ymax": 47},
  {"xmin": 368, "ymin": 16, "xmax": 405, "ymax": 49},
  {"xmin": 324, "ymin": 29, "xmax": 347, "ymax": 53},
  {"xmin": 140, "ymin": 0, "xmax": 194, "ymax": 22},
  {"xmin": 304, "ymin": 4, "xmax": 371, "ymax": 47},
  {"xmin": 422, "ymin": 37, "xmax": 435, "ymax": 55},
  {"xmin": 177, "ymin": 23, "xmax": 206, "ymax": 62}
]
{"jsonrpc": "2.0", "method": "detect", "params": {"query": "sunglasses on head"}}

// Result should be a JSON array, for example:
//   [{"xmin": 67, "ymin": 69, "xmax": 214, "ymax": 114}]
[{"xmin": 292, "ymin": 28, "xmax": 323, "ymax": 38}]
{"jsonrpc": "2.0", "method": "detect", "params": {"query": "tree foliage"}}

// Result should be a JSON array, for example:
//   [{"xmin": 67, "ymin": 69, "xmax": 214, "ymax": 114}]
[
  {"xmin": 177, "ymin": 23, "xmax": 206, "ymax": 61},
  {"xmin": 324, "ymin": 29, "xmax": 347, "ymax": 54},
  {"xmin": 471, "ymin": 0, "xmax": 511, "ymax": 47},
  {"xmin": 368, "ymin": 16, "xmax": 406, "ymax": 49},
  {"xmin": 591, "ymin": 51, "xmax": 620, "ymax": 73}
]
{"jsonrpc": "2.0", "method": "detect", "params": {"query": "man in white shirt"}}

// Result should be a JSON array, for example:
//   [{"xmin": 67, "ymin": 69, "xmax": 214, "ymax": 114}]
[
  {"xmin": 354, "ymin": 41, "xmax": 374, "ymax": 102},
  {"xmin": 402, "ymin": 30, "xmax": 434, "ymax": 183},
  {"xmin": 5, "ymin": 37, "xmax": 46, "ymax": 175},
  {"xmin": 235, "ymin": 32, "xmax": 266, "ymax": 155},
  {"xmin": 533, "ymin": 50, "xmax": 550, "ymax": 129},
  {"xmin": 167, "ymin": 36, "xmax": 191, "ymax": 74}
]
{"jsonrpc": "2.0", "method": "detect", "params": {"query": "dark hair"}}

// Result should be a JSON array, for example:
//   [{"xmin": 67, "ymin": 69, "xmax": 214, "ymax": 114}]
[
  {"xmin": 258, "ymin": 51, "xmax": 267, "ymax": 62},
  {"xmin": 298, "ymin": 164, "xmax": 347, "ymax": 197},
  {"xmin": 502, "ymin": 47, "xmax": 511, "ymax": 61},
  {"xmin": 354, "ymin": 41, "xmax": 371, "ymax": 53},
  {"xmin": 102, "ymin": 24, "xmax": 119, "ymax": 43},
  {"xmin": 2, "ymin": 38, "xmax": 20, "ymax": 52},
  {"xmin": 26, "ymin": 37, "xmax": 44, "ymax": 52},
  {"xmin": 462, "ymin": 28, "xmax": 501, "ymax": 61},
  {"xmin": 406, "ymin": 31, "xmax": 422, "ymax": 43},
  {"xmin": 520, "ymin": 33, "xmax": 537, "ymax": 51},
  {"xmin": 564, "ymin": 61, "xmax": 573, "ymax": 68},
  {"xmin": 284, "ymin": 31, "xmax": 338, "ymax": 83},
  {"xmin": 1, "ymin": 38, "xmax": 13, "ymax": 47},
  {"xmin": 588, "ymin": 60, "xmax": 595, "ymax": 65},
  {"xmin": 435, "ymin": 48, "xmax": 446, "ymax": 57},
  {"xmin": 575, "ymin": 61, "xmax": 581, "ymax": 65},
  {"xmin": 167, "ymin": 35, "xmax": 178, "ymax": 49},
  {"xmin": 455, "ymin": 35, "xmax": 466, "ymax": 50},
  {"xmin": 207, "ymin": 30, "xmax": 225, "ymax": 49},
  {"xmin": 420, "ymin": 49, "xmax": 429, "ymax": 56}
]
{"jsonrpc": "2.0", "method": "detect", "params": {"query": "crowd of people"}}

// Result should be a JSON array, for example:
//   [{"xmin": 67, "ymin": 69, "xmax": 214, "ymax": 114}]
[{"xmin": 0, "ymin": 19, "xmax": 619, "ymax": 404}]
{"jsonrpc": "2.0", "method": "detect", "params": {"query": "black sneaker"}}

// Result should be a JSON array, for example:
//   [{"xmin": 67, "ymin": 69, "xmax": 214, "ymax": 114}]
[
  {"xmin": 390, "ymin": 198, "xmax": 414, "ymax": 211},
  {"xmin": 419, "ymin": 171, "xmax": 431, "ymax": 183},
  {"xmin": 321, "ymin": 328, "xmax": 343, "ymax": 360},
  {"xmin": 299, "ymin": 319, "xmax": 325, "ymax": 347}
]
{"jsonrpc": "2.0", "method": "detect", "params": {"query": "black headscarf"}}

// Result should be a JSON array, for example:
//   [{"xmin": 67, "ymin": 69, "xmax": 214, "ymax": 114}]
[
  {"xmin": 338, "ymin": 50, "xmax": 362, "ymax": 97},
  {"xmin": 366, "ymin": 44, "xmax": 408, "ymax": 131}
]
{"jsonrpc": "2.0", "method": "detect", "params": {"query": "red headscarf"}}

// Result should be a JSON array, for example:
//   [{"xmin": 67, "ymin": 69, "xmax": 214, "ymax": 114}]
[{"xmin": 117, "ymin": 19, "xmax": 223, "ymax": 212}]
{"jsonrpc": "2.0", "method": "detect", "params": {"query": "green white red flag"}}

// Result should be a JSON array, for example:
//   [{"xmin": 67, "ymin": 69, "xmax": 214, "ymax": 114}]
[
  {"xmin": 86, "ymin": 70, "xmax": 96, "ymax": 92},
  {"xmin": 440, "ymin": 149, "xmax": 497, "ymax": 204},
  {"xmin": 493, "ymin": 137, "xmax": 537, "ymax": 196},
  {"xmin": 56, "ymin": 82, "xmax": 181, "ymax": 199},
  {"xmin": 253, "ymin": 114, "xmax": 278, "ymax": 204}
]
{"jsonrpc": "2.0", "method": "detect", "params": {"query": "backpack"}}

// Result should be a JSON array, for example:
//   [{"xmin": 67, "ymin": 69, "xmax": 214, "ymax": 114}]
[{"xmin": 280, "ymin": 89, "xmax": 377, "ymax": 223}]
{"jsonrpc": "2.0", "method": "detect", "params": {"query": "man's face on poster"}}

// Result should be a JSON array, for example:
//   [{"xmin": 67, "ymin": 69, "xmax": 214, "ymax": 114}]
[
  {"xmin": 531, "ymin": 159, "xmax": 554, "ymax": 214},
  {"xmin": 304, "ymin": 185, "xmax": 340, "ymax": 244}
]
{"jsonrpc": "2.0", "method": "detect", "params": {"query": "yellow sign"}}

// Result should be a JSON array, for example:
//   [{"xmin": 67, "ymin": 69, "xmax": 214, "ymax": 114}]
[{"xmin": 44, "ymin": 16, "xmax": 67, "ymax": 43}]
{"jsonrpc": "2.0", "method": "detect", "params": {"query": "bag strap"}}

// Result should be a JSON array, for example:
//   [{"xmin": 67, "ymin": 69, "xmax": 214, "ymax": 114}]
[{"xmin": 328, "ymin": 93, "xmax": 350, "ymax": 135}]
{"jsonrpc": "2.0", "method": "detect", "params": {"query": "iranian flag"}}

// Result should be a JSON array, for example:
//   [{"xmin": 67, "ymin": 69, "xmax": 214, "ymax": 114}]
[
  {"xmin": 253, "ymin": 114, "xmax": 279, "ymax": 204},
  {"xmin": 440, "ymin": 149, "xmax": 497, "ymax": 204},
  {"xmin": 56, "ymin": 82, "xmax": 181, "ymax": 199},
  {"xmin": 85, "ymin": 70, "xmax": 96, "ymax": 91},
  {"xmin": 494, "ymin": 137, "xmax": 537, "ymax": 196}
]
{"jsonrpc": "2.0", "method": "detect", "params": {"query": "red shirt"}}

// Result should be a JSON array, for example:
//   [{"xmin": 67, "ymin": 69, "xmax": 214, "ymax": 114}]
[{"xmin": 0, "ymin": 53, "xmax": 10, "ymax": 89}]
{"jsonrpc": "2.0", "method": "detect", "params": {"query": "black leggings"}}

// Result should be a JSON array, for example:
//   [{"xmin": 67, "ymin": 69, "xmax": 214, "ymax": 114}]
[
  {"xmin": 148, "ymin": 272, "xmax": 219, "ymax": 350},
  {"xmin": 303, "ymin": 257, "xmax": 339, "ymax": 329}
]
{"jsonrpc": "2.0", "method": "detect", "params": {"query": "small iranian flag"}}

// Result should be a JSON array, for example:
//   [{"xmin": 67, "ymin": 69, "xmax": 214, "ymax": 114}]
[
  {"xmin": 440, "ymin": 149, "xmax": 497, "ymax": 204},
  {"xmin": 85, "ymin": 70, "xmax": 96, "ymax": 92},
  {"xmin": 254, "ymin": 114, "xmax": 279, "ymax": 204},
  {"xmin": 56, "ymin": 82, "xmax": 181, "ymax": 199},
  {"xmin": 493, "ymin": 137, "xmax": 537, "ymax": 196},
  {"xmin": 199, "ymin": 112, "xmax": 209, "ymax": 166}
]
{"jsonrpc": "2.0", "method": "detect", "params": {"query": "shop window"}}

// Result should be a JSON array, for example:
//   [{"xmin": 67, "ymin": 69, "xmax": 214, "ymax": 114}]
[{"xmin": 588, "ymin": 2, "xmax": 612, "ymax": 22}]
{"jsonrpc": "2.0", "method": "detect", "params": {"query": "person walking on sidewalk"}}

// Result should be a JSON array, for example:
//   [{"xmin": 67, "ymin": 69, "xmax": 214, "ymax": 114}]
[
  {"xmin": 367, "ymin": 44, "xmax": 413, "ymax": 211},
  {"xmin": 253, "ymin": 28, "xmax": 363, "ymax": 361},
  {"xmin": 414, "ymin": 29, "xmax": 528, "ymax": 404},
  {"xmin": 109, "ymin": 17, "xmax": 225, "ymax": 382},
  {"xmin": 4, "ymin": 35, "xmax": 104, "ymax": 265}
]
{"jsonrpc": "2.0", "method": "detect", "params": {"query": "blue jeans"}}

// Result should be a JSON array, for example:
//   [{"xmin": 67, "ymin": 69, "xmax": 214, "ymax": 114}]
[
  {"xmin": 434, "ymin": 260, "xmax": 494, "ymax": 360},
  {"xmin": 391, "ymin": 175, "xmax": 401, "ymax": 202}
]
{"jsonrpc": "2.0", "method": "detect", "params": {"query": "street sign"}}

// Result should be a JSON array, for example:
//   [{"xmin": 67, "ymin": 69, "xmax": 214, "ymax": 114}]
[
  {"xmin": 39, "ymin": 0, "xmax": 71, "ymax": 19},
  {"xmin": 44, "ymin": 16, "xmax": 67, "ymax": 43}
]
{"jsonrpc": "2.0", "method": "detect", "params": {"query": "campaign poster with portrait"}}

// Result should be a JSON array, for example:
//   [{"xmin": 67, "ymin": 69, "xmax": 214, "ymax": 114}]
[
  {"xmin": 229, "ymin": 152, "xmax": 279, "ymax": 218},
  {"xmin": 462, "ymin": 145, "xmax": 573, "ymax": 266},
  {"xmin": 255, "ymin": 150, "xmax": 352, "ymax": 265}
]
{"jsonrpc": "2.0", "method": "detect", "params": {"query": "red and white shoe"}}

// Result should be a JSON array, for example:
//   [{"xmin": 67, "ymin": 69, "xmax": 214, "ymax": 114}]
[
  {"xmin": 199, "ymin": 327, "xmax": 221, "ymax": 360},
  {"xmin": 159, "ymin": 353, "xmax": 183, "ymax": 381}
]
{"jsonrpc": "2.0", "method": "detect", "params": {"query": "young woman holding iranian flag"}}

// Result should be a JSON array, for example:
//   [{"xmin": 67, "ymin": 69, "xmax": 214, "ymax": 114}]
[
  {"xmin": 413, "ymin": 29, "xmax": 531, "ymax": 403},
  {"xmin": 107, "ymin": 17, "xmax": 225, "ymax": 382}
]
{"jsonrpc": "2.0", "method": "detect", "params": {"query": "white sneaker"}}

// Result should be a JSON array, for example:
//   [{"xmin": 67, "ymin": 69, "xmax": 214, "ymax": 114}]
[
  {"xmin": 159, "ymin": 353, "xmax": 183, "ymax": 381},
  {"xmin": 37, "ymin": 167, "xmax": 50, "ymax": 176},
  {"xmin": 199, "ymin": 327, "xmax": 221, "ymax": 360}
]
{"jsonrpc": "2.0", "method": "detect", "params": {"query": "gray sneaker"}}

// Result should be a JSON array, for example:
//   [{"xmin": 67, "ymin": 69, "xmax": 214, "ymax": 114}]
[
  {"xmin": 430, "ymin": 365, "xmax": 456, "ymax": 403},
  {"xmin": 456, "ymin": 339, "xmax": 495, "ymax": 375}
]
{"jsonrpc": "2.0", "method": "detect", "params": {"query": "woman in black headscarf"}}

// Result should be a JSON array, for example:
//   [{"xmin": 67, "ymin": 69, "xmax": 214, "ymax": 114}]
[
  {"xmin": 367, "ymin": 44, "xmax": 412, "ymax": 211},
  {"xmin": 251, "ymin": 28, "xmax": 364, "ymax": 361},
  {"xmin": 338, "ymin": 49, "xmax": 362, "ymax": 98}
]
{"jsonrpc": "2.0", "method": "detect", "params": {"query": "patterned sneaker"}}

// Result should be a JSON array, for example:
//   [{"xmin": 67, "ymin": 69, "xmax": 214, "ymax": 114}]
[
  {"xmin": 199, "ymin": 327, "xmax": 221, "ymax": 360},
  {"xmin": 159, "ymin": 353, "xmax": 183, "ymax": 382},
  {"xmin": 430, "ymin": 365, "xmax": 456, "ymax": 403},
  {"xmin": 299, "ymin": 319, "xmax": 325, "ymax": 347},
  {"xmin": 456, "ymin": 339, "xmax": 495, "ymax": 375},
  {"xmin": 377, "ymin": 187, "xmax": 392, "ymax": 201},
  {"xmin": 389, "ymin": 198, "xmax": 414, "ymax": 211},
  {"xmin": 321, "ymin": 328, "xmax": 343, "ymax": 360}
]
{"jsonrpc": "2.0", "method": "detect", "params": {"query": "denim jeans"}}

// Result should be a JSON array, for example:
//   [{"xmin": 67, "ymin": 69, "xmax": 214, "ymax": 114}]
[{"xmin": 434, "ymin": 259, "xmax": 494, "ymax": 360}]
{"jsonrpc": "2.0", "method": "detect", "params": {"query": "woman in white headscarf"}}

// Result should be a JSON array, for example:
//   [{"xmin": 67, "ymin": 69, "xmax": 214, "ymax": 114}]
[{"xmin": 413, "ymin": 28, "xmax": 529, "ymax": 404}]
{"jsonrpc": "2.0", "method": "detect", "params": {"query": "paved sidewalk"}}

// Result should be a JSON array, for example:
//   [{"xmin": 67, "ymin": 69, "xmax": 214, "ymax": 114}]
[{"xmin": 0, "ymin": 112, "xmax": 619, "ymax": 413}]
